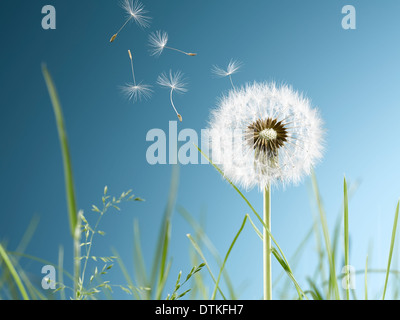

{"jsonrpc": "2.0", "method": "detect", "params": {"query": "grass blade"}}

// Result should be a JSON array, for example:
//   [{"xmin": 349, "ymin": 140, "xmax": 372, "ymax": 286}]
[
  {"xmin": 382, "ymin": 200, "xmax": 400, "ymax": 300},
  {"xmin": 0, "ymin": 244, "xmax": 29, "ymax": 300},
  {"xmin": 211, "ymin": 215, "xmax": 248, "ymax": 300},
  {"xmin": 186, "ymin": 234, "xmax": 227, "ymax": 300},
  {"xmin": 42, "ymin": 64, "xmax": 78, "ymax": 237},
  {"xmin": 58, "ymin": 245, "xmax": 66, "ymax": 301},
  {"xmin": 365, "ymin": 255, "xmax": 368, "ymax": 300},
  {"xmin": 311, "ymin": 171, "xmax": 340, "ymax": 300},
  {"xmin": 178, "ymin": 206, "xmax": 237, "ymax": 299},
  {"xmin": 132, "ymin": 220, "xmax": 148, "ymax": 292},
  {"xmin": 150, "ymin": 165, "xmax": 179, "ymax": 298},
  {"xmin": 344, "ymin": 177, "xmax": 350, "ymax": 300}
]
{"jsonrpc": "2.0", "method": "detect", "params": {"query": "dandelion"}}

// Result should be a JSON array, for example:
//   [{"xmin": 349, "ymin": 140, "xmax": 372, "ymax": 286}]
[
  {"xmin": 207, "ymin": 82, "xmax": 324, "ymax": 300},
  {"xmin": 148, "ymin": 31, "xmax": 197, "ymax": 57},
  {"xmin": 212, "ymin": 59, "xmax": 242, "ymax": 89},
  {"xmin": 121, "ymin": 50, "xmax": 153, "ymax": 102},
  {"xmin": 110, "ymin": 0, "xmax": 151, "ymax": 43},
  {"xmin": 157, "ymin": 70, "xmax": 188, "ymax": 122}
]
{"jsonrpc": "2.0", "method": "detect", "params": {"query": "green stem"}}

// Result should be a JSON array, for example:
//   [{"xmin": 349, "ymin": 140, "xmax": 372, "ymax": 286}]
[
  {"xmin": 0, "ymin": 245, "xmax": 29, "ymax": 300},
  {"xmin": 264, "ymin": 185, "xmax": 272, "ymax": 300},
  {"xmin": 73, "ymin": 214, "xmax": 81, "ymax": 300}
]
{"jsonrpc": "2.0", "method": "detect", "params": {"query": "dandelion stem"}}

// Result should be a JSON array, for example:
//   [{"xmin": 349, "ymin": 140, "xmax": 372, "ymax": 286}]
[
  {"xmin": 263, "ymin": 185, "xmax": 272, "ymax": 300},
  {"xmin": 128, "ymin": 50, "xmax": 137, "ymax": 86},
  {"xmin": 170, "ymin": 90, "xmax": 182, "ymax": 122},
  {"xmin": 229, "ymin": 75, "xmax": 235, "ymax": 90},
  {"xmin": 165, "ymin": 46, "xmax": 196, "ymax": 56},
  {"xmin": 111, "ymin": 16, "xmax": 133, "ymax": 42}
]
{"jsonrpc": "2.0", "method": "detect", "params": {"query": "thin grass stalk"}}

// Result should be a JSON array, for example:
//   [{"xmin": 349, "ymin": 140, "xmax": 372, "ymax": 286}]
[
  {"xmin": 178, "ymin": 206, "xmax": 237, "ymax": 299},
  {"xmin": 344, "ymin": 177, "xmax": 350, "ymax": 300},
  {"xmin": 211, "ymin": 215, "xmax": 248, "ymax": 300},
  {"xmin": 58, "ymin": 245, "xmax": 66, "ymax": 300},
  {"xmin": 311, "ymin": 172, "xmax": 340, "ymax": 300},
  {"xmin": 111, "ymin": 248, "xmax": 142, "ymax": 300},
  {"xmin": 150, "ymin": 165, "xmax": 179, "ymax": 299},
  {"xmin": 264, "ymin": 185, "xmax": 272, "ymax": 300},
  {"xmin": 73, "ymin": 213, "xmax": 81, "ymax": 299},
  {"xmin": 382, "ymin": 200, "xmax": 400, "ymax": 300},
  {"xmin": 187, "ymin": 234, "xmax": 227, "ymax": 300},
  {"xmin": 365, "ymin": 255, "xmax": 368, "ymax": 300}
]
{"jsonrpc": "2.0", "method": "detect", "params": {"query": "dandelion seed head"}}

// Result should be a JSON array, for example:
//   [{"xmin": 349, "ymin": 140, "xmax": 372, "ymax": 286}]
[
  {"xmin": 259, "ymin": 128, "xmax": 278, "ymax": 141},
  {"xmin": 148, "ymin": 30, "xmax": 169, "ymax": 57},
  {"xmin": 121, "ymin": 82, "xmax": 153, "ymax": 102},
  {"xmin": 212, "ymin": 59, "xmax": 242, "ymax": 78},
  {"xmin": 121, "ymin": 0, "xmax": 151, "ymax": 28},
  {"xmin": 208, "ymin": 82, "xmax": 325, "ymax": 191},
  {"xmin": 157, "ymin": 70, "xmax": 188, "ymax": 94}
]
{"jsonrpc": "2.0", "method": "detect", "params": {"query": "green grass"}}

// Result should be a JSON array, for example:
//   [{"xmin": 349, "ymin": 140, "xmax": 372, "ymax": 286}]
[
  {"xmin": 2, "ymin": 66, "xmax": 400, "ymax": 300},
  {"xmin": 382, "ymin": 200, "xmax": 399, "ymax": 300}
]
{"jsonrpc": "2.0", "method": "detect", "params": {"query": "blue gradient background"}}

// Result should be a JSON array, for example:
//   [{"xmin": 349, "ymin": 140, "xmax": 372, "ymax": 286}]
[{"xmin": 1, "ymin": 0, "xmax": 400, "ymax": 300}]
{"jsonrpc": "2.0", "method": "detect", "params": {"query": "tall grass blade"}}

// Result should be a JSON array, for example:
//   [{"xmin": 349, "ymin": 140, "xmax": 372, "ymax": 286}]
[
  {"xmin": 156, "ymin": 220, "xmax": 172, "ymax": 300},
  {"xmin": 365, "ymin": 255, "xmax": 368, "ymax": 300},
  {"xmin": 42, "ymin": 65, "xmax": 78, "ymax": 237},
  {"xmin": 211, "ymin": 215, "xmax": 248, "ymax": 300},
  {"xmin": 311, "ymin": 171, "xmax": 340, "ymax": 300},
  {"xmin": 132, "ymin": 220, "xmax": 148, "ymax": 292},
  {"xmin": 150, "ymin": 164, "xmax": 179, "ymax": 298},
  {"xmin": 58, "ymin": 245, "xmax": 66, "ymax": 300},
  {"xmin": 382, "ymin": 200, "xmax": 400, "ymax": 300},
  {"xmin": 343, "ymin": 177, "xmax": 350, "ymax": 300}
]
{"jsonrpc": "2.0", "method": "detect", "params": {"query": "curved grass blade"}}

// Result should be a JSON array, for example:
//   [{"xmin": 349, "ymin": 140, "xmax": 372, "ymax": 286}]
[
  {"xmin": 306, "ymin": 277, "xmax": 324, "ymax": 300},
  {"xmin": 178, "ymin": 206, "xmax": 237, "ymax": 299},
  {"xmin": 187, "ymin": 234, "xmax": 227, "ymax": 300},
  {"xmin": 42, "ymin": 64, "xmax": 78, "ymax": 237},
  {"xmin": 0, "ymin": 244, "xmax": 29, "ymax": 300},
  {"xmin": 211, "ymin": 215, "xmax": 248, "ymax": 300},
  {"xmin": 382, "ymin": 200, "xmax": 399, "ymax": 300}
]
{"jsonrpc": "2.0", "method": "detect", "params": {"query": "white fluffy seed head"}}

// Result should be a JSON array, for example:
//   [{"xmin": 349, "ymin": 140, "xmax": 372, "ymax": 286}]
[
  {"xmin": 157, "ymin": 70, "xmax": 188, "ymax": 94},
  {"xmin": 121, "ymin": 82, "xmax": 153, "ymax": 102},
  {"xmin": 148, "ymin": 30, "xmax": 169, "ymax": 57},
  {"xmin": 121, "ymin": 0, "xmax": 151, "ymax": 28},
  {"xmin": 212, "ymin": 59, "xmax": 242, "ymax": 78},
  {"xmin": 208, "ymin": 82, "xmax": 325, "ymax": 191}
]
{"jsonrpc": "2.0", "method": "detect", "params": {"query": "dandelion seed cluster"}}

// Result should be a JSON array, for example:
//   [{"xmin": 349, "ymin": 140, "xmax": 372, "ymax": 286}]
[{"xmin": 208, "ymin": 82, "xmax": 324, "ymax": 190}]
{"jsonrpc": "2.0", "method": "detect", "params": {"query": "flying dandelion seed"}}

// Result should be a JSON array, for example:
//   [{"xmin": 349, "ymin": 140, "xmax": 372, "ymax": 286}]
[
  {"xmin": 148, "ymin": 31, "xmax": 197, "ymax": 57},
  {"xmin": 157, "ymin": 70, "xmax": 188, "ymax": 122},
  {"xmin": 110, "ymin": 0, "xmax": 151, "ymax": 43},
  {"xmin": 212, "ymin": 59, "xmax": 242, "ymax": 88},
  {"xmin": 121, "ymin": 50, "xmax": 153, "ymax": 102},
  {"xmin": 208, "ymin": 81, "xmax": 324, "ymax": 300}
]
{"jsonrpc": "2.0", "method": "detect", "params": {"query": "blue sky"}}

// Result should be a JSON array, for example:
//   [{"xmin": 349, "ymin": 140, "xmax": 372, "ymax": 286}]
[{"xmin": 1, "ymin": 0, "xmax": 400, "ymax": 300}]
